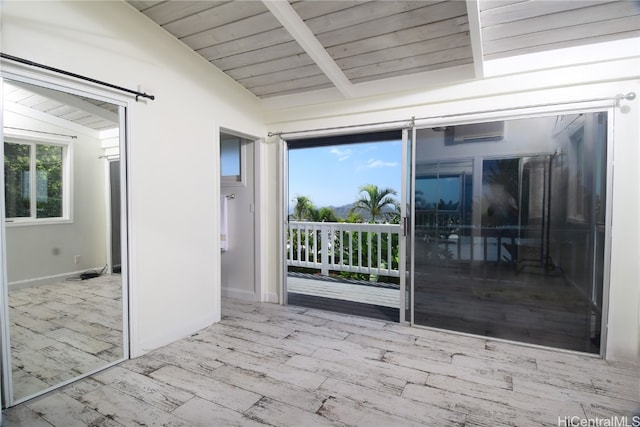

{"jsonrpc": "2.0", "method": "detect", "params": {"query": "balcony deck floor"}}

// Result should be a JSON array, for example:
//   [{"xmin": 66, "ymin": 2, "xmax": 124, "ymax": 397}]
[{"xmin": 3, "ymin": 298, "xmax": 639, "ymax": 426}]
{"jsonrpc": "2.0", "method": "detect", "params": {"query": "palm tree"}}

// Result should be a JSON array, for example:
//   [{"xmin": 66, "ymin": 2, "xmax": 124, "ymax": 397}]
[
  {"xmin": 290, "ymin": 195, "xmax": 315, "ymax": 221},
  {"xmin": 316, "ymin": 206, "xmax": 338, "ymax": 222},
  {"xmin": 351, "ymin": 184, "xmax": 398, "ymax": 223}
]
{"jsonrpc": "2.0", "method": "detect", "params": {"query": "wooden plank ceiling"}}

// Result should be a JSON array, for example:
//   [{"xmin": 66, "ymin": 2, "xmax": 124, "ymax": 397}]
[
  {"xmin": 3, "ymin": 81, "xmax": 119, "ymax": 132},
  {"xmin": 127, "ymin": 0, "xmax": 640, "ymax": 99}
]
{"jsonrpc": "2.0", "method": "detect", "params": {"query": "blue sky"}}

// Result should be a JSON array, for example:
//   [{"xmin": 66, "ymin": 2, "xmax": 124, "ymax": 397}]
[{"xmin": 288, "ymin": 140, "xmax": 402, "ymax": 210}]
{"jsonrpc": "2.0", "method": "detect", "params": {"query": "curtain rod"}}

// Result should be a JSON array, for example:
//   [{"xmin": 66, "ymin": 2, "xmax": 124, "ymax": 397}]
[
  {"xmin": 4, "ymin": 126, "xmax": 77, "ymax": 139},
  {"xmin": 268, "ymin": 92, "xmax": 636, "ymax": 138},
  {"xmin": 1, "ymin": 53, "xmax": 155, "ymax": 101}
]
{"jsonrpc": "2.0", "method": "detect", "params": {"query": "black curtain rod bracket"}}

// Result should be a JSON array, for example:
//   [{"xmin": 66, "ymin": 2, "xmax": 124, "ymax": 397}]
[{"xmin": 1, "ymin": 53, "xmax": 155, "ymax": 101}]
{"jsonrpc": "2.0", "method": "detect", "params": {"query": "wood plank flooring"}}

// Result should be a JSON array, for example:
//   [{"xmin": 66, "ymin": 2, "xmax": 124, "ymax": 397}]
[
  {"xmin": 8, "ymin": 275, "xmax": 124, "ymax": 402},
  {"xmin": 3, "ymin": 298, "xmax": 639, "ymax": 426}
]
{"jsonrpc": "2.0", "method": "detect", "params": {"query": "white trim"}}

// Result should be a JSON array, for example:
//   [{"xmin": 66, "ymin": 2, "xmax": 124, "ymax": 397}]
[
  {"xmin": 221, "ymin": 287, "xmax": 259, "ymax": 302},
  {"xmin": 600, "ymin": 106, "xmax": 616, "ymax": 360},
  {"xmin": 1, "ymin": 62, "xmax": 130, "ymax": 109},
  {"xmin": 137, "ymin": 313, "xmax": 217, "ymax": 355},
  {"xmin": 7, "ymin": 267, "xmax": 104, "ymax": 290},
  {"xmin": 255, "ymin": 138, "xmax": 269, "ymax": 303},
  {"xmin": 265, "ymin": 291, "xmax": 279, "ymax": 304},
  {"xmin": 279, "ymin": 136, "xmax": 287, "ymax": 305},
  {"xmin": 465, "ymin": 0, "xmax": 485, "ymax": 79},
  {"xmin": 0, "ymin": 76, "xmax": 15, "ymax": 409}
]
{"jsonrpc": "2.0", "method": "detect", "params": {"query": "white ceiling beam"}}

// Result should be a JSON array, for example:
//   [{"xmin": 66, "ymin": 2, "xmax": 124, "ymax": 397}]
[
  {"xmin": 262, "ymin": 0, "xmax": 356, "ymax": 98},
  {"xmin": 9, "ymin": 81, "xmax": 119, "ymax": 124},
  {"xmin": 466, "ymin": 0, "xmax": 485, "ymax": 79}
]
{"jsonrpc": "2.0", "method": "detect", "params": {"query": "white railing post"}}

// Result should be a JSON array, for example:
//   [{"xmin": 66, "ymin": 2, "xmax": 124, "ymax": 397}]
[{"xmin": 320, "ymin": 224, "xmax": 329, "ymax": 276}]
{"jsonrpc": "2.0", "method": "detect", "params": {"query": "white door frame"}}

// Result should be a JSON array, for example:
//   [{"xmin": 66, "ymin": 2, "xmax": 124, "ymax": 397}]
[{"xmin": 218, "ymin": 126, "xmax": 266, "ymax": 303}]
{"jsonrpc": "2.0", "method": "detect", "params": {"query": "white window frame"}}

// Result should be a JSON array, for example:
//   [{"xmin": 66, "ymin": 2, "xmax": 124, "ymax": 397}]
[{"xmin": 3, "ymin": 135, "xmax": 72, "ymax": 226}]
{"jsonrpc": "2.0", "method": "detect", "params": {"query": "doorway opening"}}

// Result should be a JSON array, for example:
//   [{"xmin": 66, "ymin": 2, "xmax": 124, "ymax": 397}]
[
  {"xmin": 284, "ymin": 130, "xmax": 406, "ymax": 322},
  {"xmin": 219, "ymin": 130, "xmax": 259, "ymax": 301}
]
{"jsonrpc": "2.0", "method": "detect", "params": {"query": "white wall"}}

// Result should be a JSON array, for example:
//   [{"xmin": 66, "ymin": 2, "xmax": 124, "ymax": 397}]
[
  {"xmin": 1, "ymin": 0, "xmax": 265, "ymax": 356},
  {"xmin": 3, "ymin": 109, "xmax": 107, "ymax": 285},
  {"xmin": 264, "ymin": 67, "xmax": 640, "ymax": 362},
  {"xmin": 2, "ymin": 0, "xmax": 637, "ymax": 364}
]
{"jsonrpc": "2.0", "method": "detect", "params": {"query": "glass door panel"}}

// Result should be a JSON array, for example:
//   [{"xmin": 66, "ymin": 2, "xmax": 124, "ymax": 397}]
[
  {"xmin": 285, "ymin": 131, "xmax": 403, "ymax": 322},
  {"xmin": 412, "ymin": 113, "xmax": 608, "ymax": 354}
]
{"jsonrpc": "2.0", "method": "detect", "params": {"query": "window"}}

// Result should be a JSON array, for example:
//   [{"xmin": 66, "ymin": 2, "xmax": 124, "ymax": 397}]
[
  {"xmin": 220, "ymin": 133, "xmax": 242, "ymax": 183},
  {"xmin": 4, "ymin": 140, "xmax": 68, "ymax": 221}
]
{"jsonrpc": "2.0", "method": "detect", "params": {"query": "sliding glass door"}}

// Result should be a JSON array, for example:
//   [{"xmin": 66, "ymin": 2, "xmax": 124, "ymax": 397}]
[
  {"xmin": 411, "ymin": 112, "xmax": 609, "ymax": 353},
  {"xmin": 284, "ymin": 131, "xmax": 405, "ymax": 322}
]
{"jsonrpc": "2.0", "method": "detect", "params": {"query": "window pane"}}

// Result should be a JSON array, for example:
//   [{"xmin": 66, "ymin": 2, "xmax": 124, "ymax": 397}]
[
  {"xmin": 4, "ymin": 142, "xmax": 31, "ymax": 218},
  {"xmin": 221, "ymin": 138, "xmax": 241, "ymax": 177},
  {"xmin": 36, "ymin": 144, "xmax": 63, "ymax": 218}
]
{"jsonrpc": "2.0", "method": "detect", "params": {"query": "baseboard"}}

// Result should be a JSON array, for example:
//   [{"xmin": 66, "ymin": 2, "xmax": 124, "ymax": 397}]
[
  {"xmin": 221, "ymin": 287, "xmax": 257, "ymax": 301},
  {"xmin": 135, "ymin": 313, "xmax": 217, "ymax": 357},
  {"xmin": 265, "ymin": 291, "xmax": 279, "ymax": 304},
  {"xmin": 8, "ymin": 267, "xmax": 106, "ymax": 291}
]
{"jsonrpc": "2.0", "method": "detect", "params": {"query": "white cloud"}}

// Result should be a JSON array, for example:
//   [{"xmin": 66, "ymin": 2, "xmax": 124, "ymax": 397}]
[
  {"xmin": 364, "ymin": 158, "xmax": 398, "ymax": 169},
  {"xmin": 329, "ymin": 147, "xmax": 352, "ymax": 161},
  {"xmin": 356, "ymin": 158, "xmax": 399, "ymax": 171}
]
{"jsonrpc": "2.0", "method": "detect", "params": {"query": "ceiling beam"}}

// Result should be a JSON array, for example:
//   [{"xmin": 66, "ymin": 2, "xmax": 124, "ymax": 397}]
[
  {"xmin": 262, "ymin": 0, "xmax": 356, "ymax": 98},
  {"xmin": 9, "ymin": 81, "xmax": 119, "ymax": 124},
  {"xmin": 466, "ymin": 0, "xmax": 485, "ymax": 79}
]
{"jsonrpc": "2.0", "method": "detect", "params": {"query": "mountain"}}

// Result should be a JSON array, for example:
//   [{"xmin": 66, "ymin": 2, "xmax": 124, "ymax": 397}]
[
  {"xmin": 327, "ymin": 203, "xmax": 397, "ymax": 222},
  {"xmin": 328, "ymin": 203, "xmax": 357, "ymax": 220}
]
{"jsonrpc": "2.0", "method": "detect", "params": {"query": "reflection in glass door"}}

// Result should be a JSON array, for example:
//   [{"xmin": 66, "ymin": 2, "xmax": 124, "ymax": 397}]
[
  {"xmin": 2, "ymin": 78, "xmax": 128, "ymax": 405},
  {"xmin": 412, "ymin": 112, "xmax": 609, "ymax": 353}
]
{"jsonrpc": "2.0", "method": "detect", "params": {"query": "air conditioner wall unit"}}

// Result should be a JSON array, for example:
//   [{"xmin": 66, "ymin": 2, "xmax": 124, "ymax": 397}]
[{"xmin": 449, "ymin": 121, "xmax": 505, "ymax": 144}]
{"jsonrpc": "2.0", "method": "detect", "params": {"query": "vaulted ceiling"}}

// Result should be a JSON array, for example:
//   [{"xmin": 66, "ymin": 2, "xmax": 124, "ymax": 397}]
[
  {"xmin": 4, "ymin": 80, "xmax": 120, "ymax": 134},
  {"xmin": 127, "ymin": 0, "xmax": 640, "ymax": 100}
]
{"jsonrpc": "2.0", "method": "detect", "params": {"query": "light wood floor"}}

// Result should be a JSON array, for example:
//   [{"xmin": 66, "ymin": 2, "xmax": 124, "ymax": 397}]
[
  {"xmin": 3, "ymin": 298, "xmax": 639, "ymax": 426},
  {"xmin": 8, "ymin": 275, "xmax": 124, "ymax": 402}
]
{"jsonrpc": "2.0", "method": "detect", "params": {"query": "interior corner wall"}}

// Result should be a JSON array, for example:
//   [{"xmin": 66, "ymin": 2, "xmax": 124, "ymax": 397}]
[
  {"xmin": 3, "ymin": 110, "xmax": 107, "ymax": 285},
  {"xmin": 264, "ymin": 72, "xmax": 640, "ymax": 363},
  {"xmin": 1, "ymin": 0, "xmax": 265, "ymax": 357}
]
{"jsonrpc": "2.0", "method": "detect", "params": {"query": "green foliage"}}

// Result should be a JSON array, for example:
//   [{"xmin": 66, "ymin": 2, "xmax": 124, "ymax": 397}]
[
  {"xmin": 290, "ymin": 195, "xmax": 315, "ymax": 221},
  {"xmin": 288, "ymin": 187, "xmax": 400, "ymax": 281},
  {"xmin": 351, "ymin": 184, "xmax": 398, "ymax": 223},
  {"xmin": 316, "ymin": 206, "xmax": 338, "ymax": 222},
  {"xmin": 4, "ymin": 142, "xmax": 63, "ymax": 219}
]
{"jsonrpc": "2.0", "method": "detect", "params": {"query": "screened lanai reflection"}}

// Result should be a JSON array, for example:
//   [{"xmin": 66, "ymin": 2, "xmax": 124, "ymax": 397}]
[{"xmin": 413, "ymin": 112, "xmax": 608, "ymax": 353}]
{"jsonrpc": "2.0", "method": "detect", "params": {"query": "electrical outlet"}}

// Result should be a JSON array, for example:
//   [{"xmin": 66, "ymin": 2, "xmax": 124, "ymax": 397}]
[{"xmin": 74, "ymin": 255, "xmax": 81, "ymax": 265}]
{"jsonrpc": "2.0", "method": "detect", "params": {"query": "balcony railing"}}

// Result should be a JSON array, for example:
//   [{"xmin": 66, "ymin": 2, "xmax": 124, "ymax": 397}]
[{"xmin": 286, "ymin": 221, "xmax": 401, "ymax": 278}]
